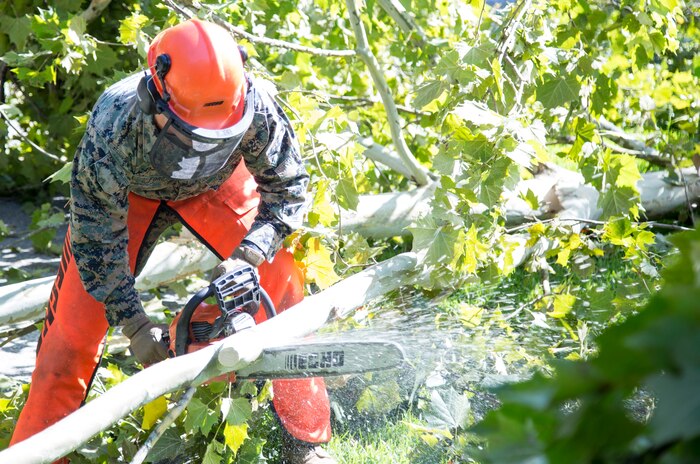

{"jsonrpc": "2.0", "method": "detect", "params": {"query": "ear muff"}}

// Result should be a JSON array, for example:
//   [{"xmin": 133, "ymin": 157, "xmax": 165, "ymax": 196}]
[{"xmin": 136, "ymin": 73, "xmax": 157, "ymax": 115}]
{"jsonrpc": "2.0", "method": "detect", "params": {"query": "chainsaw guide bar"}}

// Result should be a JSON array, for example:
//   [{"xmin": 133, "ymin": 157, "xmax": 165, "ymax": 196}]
[{"xmin": 235, "ymin": 340, "xmax": 406, "ymax": 379}]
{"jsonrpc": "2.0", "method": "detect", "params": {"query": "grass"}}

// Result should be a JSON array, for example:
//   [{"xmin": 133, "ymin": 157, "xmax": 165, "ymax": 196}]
[{"xmin": 327, "ymin": 412, "xmax": 451, "ymax": 464}]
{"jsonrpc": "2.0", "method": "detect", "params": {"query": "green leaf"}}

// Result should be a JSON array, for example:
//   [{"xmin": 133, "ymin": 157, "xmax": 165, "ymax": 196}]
[
  {"xmin": 0, "ymin": 15, "xmax": 32, "ymax": 49},
  {"xmin": 355, "ymin": 380, "xmax": 403, "ymax": 414},
  {"xmin": 308, "ymin": 179, "xmax": 335, "ymax": 227},
  {"xmin": 239, "ymin": 380, "xmax": 257, "ymax": 397},
  {"xmin": 46, "ymin": 162, "xmax": 72, "ymax": 184},
  {"xmin": 548, "ymin": 293, "xmax": 576, "ymax": 318},
  {"xmin": 184, "ymin": 397, "xmax": 218, "ymax": 436},
  {"xmin": 1, "ymin": 50, "xmax": 53, "ymax": 67},
  {"xmin": 414, "ymin": 80, "xmax": 446, "ymax": 109},
  {"xmin": 202, "ymin": 440, "xmax": 224, "ymax": 464},
  {"xmin": 462, "ymin": 224, "xmax": 488, "ymax": 274},
  {"xmin": 520, "ymin": 188, "xmax": 540, "ymax": 210},
  {"xmin": 29, "ymin": 229, "xmax": 56, "ymax": 253},
  {"xmin": 336, "ymin": 177, "xmax": 359, "ymax": 211},
  {"xmin": 491, "ymin": 58, "xmax": 504, "ymax": 103},
  {"xmin": 425, "ymin": 387, "xmax": 471, "ymax": 430},
  {"xmin": 146, "ymin": 428, "xmax": 183, "ymax": 462},
  {"xmin": 237, "ymin": 436, "xmax": 268, "ymax": 464},
  {"xmin": 536, "ymin": 76, "xmax": 581, "ymax": 109},
  {"xmin": 409, "ymin": 215, "xmax": 461, "ymax": 266},
  {"xmin": 436, "ymin": 49, "xmax": 471, "ymax": 81},
  {"xmin": 599, "ymin": 186, "xmax": 639, "ymax": 219},
  {"xmin": 602, "ymin": 218, "xmax": 633, "ymax": 247},
  {"xmin": 225, "ymin": 397, "xmax": 252, "ymax": 426},
  {"xmin": 463, "ymin": 42, "xmax": 497, "ymax": 67},
  {"xmin": 118, "ymin": 13, "xmax": 149, "ymax": 45}
]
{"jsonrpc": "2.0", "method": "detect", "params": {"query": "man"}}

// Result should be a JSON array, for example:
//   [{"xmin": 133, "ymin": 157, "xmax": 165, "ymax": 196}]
[{"xmin": 10, "ymin": 18, "xmax": 336, "ymax": 464}]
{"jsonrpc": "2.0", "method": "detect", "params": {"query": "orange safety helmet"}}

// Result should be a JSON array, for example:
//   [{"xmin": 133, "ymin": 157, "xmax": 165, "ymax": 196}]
[{"xmin": 147, "ymin": 18, "xmax": 247, "ymax": 130}]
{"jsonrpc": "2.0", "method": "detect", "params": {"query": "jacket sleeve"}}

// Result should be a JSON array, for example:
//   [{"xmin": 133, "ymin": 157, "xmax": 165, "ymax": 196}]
[
  {"xmin": 240, "ymin": 87, "xmax": 310, "ymax": 260},
  {"xmin": 70, "ymin": 124, "xmax": 142, "ymax": 326}
]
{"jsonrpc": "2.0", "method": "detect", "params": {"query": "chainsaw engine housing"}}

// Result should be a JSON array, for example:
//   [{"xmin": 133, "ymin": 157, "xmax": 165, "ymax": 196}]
[{"xmin": 168, "ymin": 263, "xmax": 262, "ymax": 358}]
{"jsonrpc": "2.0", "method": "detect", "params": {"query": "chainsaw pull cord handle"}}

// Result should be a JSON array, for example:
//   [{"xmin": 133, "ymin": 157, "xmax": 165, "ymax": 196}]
[{"xmin": 174, "ymin": 286, "xmax": 213, "ymax": 356}]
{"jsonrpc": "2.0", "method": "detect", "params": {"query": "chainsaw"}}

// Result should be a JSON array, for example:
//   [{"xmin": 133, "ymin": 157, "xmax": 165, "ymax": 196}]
[{"xmin": 166, "ymin": 262, "xmax": 405, "ymax": 380}]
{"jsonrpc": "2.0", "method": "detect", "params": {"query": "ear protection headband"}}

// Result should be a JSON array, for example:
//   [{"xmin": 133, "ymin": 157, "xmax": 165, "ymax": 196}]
[{"xmin": 136, "ymin": 45, "xmax": 249, "ymax": 116}]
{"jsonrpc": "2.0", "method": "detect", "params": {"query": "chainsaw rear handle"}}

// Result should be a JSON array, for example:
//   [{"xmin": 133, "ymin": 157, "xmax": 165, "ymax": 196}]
[{"xmin": 173, "ymin": 278, "xmax": 276, "ymax": 357}]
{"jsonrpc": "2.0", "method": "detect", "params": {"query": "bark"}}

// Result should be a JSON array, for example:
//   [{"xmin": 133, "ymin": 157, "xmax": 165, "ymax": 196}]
[
  {"xmin": 0, "ymin": 253, "xmax": 418, "ymax": 464},
  {"xmin": 359, "ymin": 137, "xmax": 415, "ymax": 179}
]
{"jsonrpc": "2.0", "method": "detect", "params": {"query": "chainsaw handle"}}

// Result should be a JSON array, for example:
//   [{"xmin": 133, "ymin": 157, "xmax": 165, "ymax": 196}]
[
  {"xmin": 260, "ymin": 287, "xmax": 276, "ymax": 319},
  {"xmin": 174, "ymin": 285, "xmax": 213, "ymax": 356}
]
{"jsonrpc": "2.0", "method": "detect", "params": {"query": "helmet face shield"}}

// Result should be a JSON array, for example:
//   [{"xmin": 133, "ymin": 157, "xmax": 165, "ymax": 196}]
[{"xmin": 148, "ymin": 80, "xmax": 256, "ymax": 180}]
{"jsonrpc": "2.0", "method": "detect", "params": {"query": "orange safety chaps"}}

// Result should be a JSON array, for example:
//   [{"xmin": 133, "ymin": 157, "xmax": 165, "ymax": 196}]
[{"xmin": 10, "ymin": 163, "xmax": 330, "ymax": 456}]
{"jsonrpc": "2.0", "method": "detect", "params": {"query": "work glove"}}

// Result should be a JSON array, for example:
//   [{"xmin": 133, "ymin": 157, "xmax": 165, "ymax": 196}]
[
  {"xmin": 211, "ymin": 243, "xmax": 265, "ymax": 282},
  {"xmin": 121, "ymin": 313, "xmax": 169, "ymax": 365}
]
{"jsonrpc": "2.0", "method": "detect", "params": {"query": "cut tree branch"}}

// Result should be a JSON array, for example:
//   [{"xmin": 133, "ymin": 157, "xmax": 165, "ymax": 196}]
[
  {"xmin": 0, "ymin": 253, "xmax": 418, "ymax": 464},
  {"xmin": 344, "ymin": 0, "xmax": 431, "ymax": 186},
  {"xmin": 5, "ymin": 165, "xmax": 699, "ymax": 328},
  {"xmin": 165, "ymin": 0, "xmax": 356, "ymax": 57}
]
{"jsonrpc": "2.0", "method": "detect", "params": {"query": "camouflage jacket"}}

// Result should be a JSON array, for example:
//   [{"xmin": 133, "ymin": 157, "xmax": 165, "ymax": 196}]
[{"xmin": 70, "ymin": 73, "xmax": 309, "ymax": 326}]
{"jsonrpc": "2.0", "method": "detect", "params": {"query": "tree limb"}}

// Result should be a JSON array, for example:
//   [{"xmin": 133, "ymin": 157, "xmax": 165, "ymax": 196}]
[
  {"xmin": 80, "ymin": 0, "xmax": 112, "ymax": 23},
  {"xmin": 164, "ymin": 0, "xmax": 356, "ymax": 57},
  {"xmin": 344, "ymin": 0, "xmax": 431, "ymax": 186},
  {"xmin": 359, "ymin": 137, "xmax": 415, "ymax": 178}
]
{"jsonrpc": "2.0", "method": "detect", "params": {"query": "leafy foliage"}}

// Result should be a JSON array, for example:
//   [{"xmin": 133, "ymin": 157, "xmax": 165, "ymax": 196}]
[{"xmin": 472, "ymin": 228, "xmax": 700, "ymax": 463}]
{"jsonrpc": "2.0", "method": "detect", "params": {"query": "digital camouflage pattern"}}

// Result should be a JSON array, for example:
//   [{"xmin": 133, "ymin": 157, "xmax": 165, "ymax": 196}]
[{"xmin": 70, "ymin": 73, "xmax": 309, "ymax": 326}]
